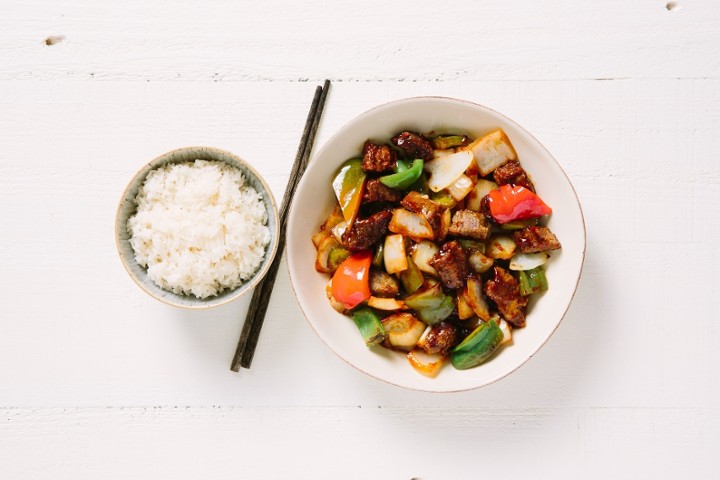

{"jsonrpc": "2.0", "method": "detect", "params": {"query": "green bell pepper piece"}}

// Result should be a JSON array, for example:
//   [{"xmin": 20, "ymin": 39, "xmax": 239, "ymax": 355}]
[
  {"xmin": 351, "ymin": 308, "xmax": 386, "ymax": 347},
  {"xmin": 328, "ymin": 246, "xmax": 351, "ymax": 272},
  {"xmin": 430, "ymin": 190, "xmax": 456, "ymax": 208},
  {"xmin": 432, "ymin": 135, "xmax": 471, "ymax": 150},
  {"xmin": 450, "ymin": 320, "xmax": 503, "ymax": 370},
  {"xmin": 518, "ymin": 266, "xmax": 548, "ymax": 296},
  {"xmin": 458, "ymin": 239, "xmax": 485, "ymax": 255},
  {"xmin": 379, "ymin": 159, "xmax": 424, "ymax": 190},
  {"xmin": 372, "ymin": 243, "xmax": 384, "ymax": 269},
  {"xmin": 409, "ymin": 173, "xmax": 430, "ymax": 195},
  {"xmin": 404, "ymin": 283, "xmax": 454, "ymax": 325},
  {"xmin": 416, "ymin": 295, "xmax": 454, "ymax": 325},
  {"xmin": 400, "ymin": 256, "xmax": 424, "ymax": 294},
  {"xmin": 500, "ymin": 218, "xmax": 540, "ymax": 231}
]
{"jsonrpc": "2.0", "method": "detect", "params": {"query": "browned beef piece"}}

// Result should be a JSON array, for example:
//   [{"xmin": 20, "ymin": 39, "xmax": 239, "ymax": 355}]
[
  {"xmin": 400, "ymin": 191, "xmax": 445, "ymax": 236},
  {"xmin": 448, "ymin": 209, "xmax": 491, "ymax": 240},
  {"xmin": 362, "ymin": 178, "xmax": 403, "ymax": 204},
  {"xmin": 369, "ymin": 269, "xmax": 400, "ymax": 298},
  {"xmin": 342, "ymin": 210, "xmax": 392, "ymax": 251},
  {"xmin": 493, "ymin": 160, "xmax": 535, "ymax": 191},
  {"xmin": 421, "ymin": 322, "xmax": 459, "ymax": 356},
  {"xmin": 391, "ymin": 131, "xmax": 434, "ymax": 161},
  {"xmin": 479, "ymin": 195, "xmax": 493, "ymax": 222},
  {"xmin": 428, "ymin": 241, "xmax": 468, "ymax": 290},
  {"xmin": 361, "ymin": 141, "xmax": 396, "ymax": 173},
  {"xmin": 484, "ymin": 266, "xmax": 528, "ymax": 328},
  {"xmin": 512, "ymin": 225, "xmax": 561, "ymax": 253}
]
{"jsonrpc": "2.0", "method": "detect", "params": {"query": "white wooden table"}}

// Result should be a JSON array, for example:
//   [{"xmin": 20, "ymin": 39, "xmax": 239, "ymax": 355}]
[{"xmin": 2, "ymin": 1, "xmax": 719, "ymax": 478}]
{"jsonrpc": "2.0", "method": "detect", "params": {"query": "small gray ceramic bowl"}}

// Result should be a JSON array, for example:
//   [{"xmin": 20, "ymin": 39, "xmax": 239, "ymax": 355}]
[{"xmin": 115, "ymin": 146, "xmax": 279, "ymax": 309}]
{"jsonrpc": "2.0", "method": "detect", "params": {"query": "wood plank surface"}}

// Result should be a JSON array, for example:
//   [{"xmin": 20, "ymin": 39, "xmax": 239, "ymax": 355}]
[{"xmin": 1, "ymin": 0, "xmax": 719, "ymax": 478}]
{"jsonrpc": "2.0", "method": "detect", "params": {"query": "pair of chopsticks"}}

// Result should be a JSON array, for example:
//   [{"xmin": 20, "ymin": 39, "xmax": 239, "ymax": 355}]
[{"xmin": 231, "ymin": 79, "xmax": 331, "ymax": 371}]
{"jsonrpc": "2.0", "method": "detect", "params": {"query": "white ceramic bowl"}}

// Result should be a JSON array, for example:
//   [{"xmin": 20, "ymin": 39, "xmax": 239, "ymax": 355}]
[
  {"xmin": 116, "ymin": 146, "xmax": 279, "ymax": 309},
  {"xmin": 287, "ymin": 97, "xmax": 585, "ymax": 392}
]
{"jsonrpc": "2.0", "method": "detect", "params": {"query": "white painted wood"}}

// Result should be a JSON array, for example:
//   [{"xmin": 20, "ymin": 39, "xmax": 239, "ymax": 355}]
[
  {"xmin": 1, "ymin": 0, "xmax": 719, "ymax": 81},
  {"xmin": 1, "ymin": 0, "xmax": 719, "ymax": 477},
  {"xmin": 3, "ymin": 407, "xmax": 719, "ymax": 479}
]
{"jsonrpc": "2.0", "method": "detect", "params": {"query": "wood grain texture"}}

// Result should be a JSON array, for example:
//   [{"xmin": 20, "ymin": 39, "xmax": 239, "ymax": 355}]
[
  {"xmin": 1, "ymin": 79, "xmax": 717, "ymax": 408},
  {"xmin": 2, "ymin": 407, "xmax": 719, "ymax": 479},
  {"xmin": 1, "ymin": 1, "xmax": 719, "ymax": 82},
  {"xmin": 1, "ymin": 0, "xmax": 719, "ymax": 477}
]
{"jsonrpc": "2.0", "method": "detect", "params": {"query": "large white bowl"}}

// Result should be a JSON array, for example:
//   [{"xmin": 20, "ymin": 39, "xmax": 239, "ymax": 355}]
[{"xmin": 287, "ymin": 97, "xmax": 586, "ymax": 392}]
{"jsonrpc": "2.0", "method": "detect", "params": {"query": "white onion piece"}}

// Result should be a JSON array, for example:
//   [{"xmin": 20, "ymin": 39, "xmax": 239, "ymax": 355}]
[
  {"xmin": 498, "ymin": 319, "xmax": 513, "ymax": 345},
  {"xmin": 326, "ymin": 279, "xmax": 345, "ymax": 313},
  {"xmin": 424, "ymin": 150, "xmax": 473, "ymax": 192},
  {"xmin": 465, "ymin": 278, "xmax": 491, "ymax": 320},
  {"xmin": 466, "ymin": 129, "xmax": 517, "ymax": 176},
  {"xmin": 509, "ymin": 252, "xmax": 549, "ymax": 271},
  {"xmin": 368, "ymin": 296, "xmax": 406, "ymax": 311},
  {"xmin": 383, "ymin": 234, "xmax": 408, "ymax": 274},
  {"xmin": 331, "ymin": 220, "xmax": 347, "ymax": 243},
  {"xmin": 407, "ymin": 349, "xmax": 446, "ymax": 377},
  {"xmin": 487, "ymin": 235, "xmax": 517, "ymax": 260},
  {"xmin": 388, "ymin": 208, "xmax": 434, "ymax": 240},
  {"xmin": 411, "ymin": 240, "xmax": 439, "ymax": 276},
  {"xmin": 432, "ymin": 149, "xmax": 453, "ymax": 159},
  {"xmin": 465, "ymin": 179, "xmax": 498, "ymax": 211},
  {"xmin": 382, "ymin": 313, "xmax": 426, "ymax": 350},
  {"xmin": 456, "ymin": 289, "xmax": 475, "ymax": 320},
  {"xmin": 447, "ymin": 174, "xmax": 475, "ymax": 201}
]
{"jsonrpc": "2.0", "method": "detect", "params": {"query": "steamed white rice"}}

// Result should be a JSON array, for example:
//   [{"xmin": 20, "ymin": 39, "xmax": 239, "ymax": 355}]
[{"xmin": 127, "ymin": 160, "xmax": 271, "ymax": 299}]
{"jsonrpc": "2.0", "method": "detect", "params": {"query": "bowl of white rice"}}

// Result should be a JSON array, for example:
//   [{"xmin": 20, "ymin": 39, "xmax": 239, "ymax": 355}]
[{"xmin": 115, "ymin": 146, "xmax": 279, "ymax": 309}]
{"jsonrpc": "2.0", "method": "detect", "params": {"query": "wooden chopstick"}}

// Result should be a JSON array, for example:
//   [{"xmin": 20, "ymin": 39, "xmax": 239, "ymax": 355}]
[{"xmin": 231, "ymin": 79, "xmax": 331, "ymax": 371}]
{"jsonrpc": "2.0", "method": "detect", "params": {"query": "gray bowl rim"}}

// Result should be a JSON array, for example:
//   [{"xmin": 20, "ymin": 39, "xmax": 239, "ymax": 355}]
[{"xmin": 115, "ymin": 145, "xmax": 280, "ymax": 309}]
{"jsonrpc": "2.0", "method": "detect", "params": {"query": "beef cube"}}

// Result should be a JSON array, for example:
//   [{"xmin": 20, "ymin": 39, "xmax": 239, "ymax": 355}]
[
  {"xmin": 420, "ymin": 322, "xmax": 460, "ymax": 356},
  {"xmin": 362, "ymin": 178, "xmax": 403, "ymax": 204},
  {"xmin": 342, "ymin": 210, "xmax": 392, "ymax": 251},
  {"xmin": 484, "ymin": 266, "xmax": 528, "ymax": 328},
  {"xmin": 391, "ymin": 131, "xmax": 434, "ymax": 161},
  {"xmin": 369, "ymin": 269, "xmax": 400, "ymax": 298},
  {"xmin": 448, "ymin": 209, "xmax": 491, "ymax": 240},
  {"xmin": 400, "ymin": 191, "xmax": 445, "ymax": 236},
  {"xmin": 428, "ymin": 241, "xmax": 468, "ymax": 290},
  {"xmin": 493, "ymin": 160, "xmax": 535, "ymax": 191},
  {"xmin": 361, "ymin": 141, "xmax": 396, "ymax": 173},
  {"xmin": 512, "ymin": 225, "xmax": 561, "ymax": 253}
]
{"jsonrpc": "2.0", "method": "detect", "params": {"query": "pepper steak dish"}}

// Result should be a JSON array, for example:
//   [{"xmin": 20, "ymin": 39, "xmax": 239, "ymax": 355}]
[{"xmin": 311, "ymin": 129, "xmax": 561, "ymax": 377}]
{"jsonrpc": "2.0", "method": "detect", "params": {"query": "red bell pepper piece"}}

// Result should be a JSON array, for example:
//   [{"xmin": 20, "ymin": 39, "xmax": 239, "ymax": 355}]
[
  {"xmin": 486, "ymin": 184, "xmax": 552, "ymax": 224},
  {"xmin": 331, "ymin": 250, "xmax": 373, "ymax": 309}
]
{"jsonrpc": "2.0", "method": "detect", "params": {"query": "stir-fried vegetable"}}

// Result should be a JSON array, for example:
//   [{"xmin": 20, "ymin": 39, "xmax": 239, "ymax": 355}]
[
  {"xmin": 380, "ymin": 159, "xmax": 424, "ymax": 190},
  {"xmin": 332, "ymin": 159, "xmax": 367, "ymax": 226},
  {"xmin": 466, "ymin": 129, "xmax": 517, "ymax": 176},
  {"xmin": 424, "ymin": 150, "xmax": 473, "ymax": 192},
  {"xmin": 382, "ymin": 313, "xmax": 426, "ymax": 350},
  {"xmin": 352, "ymin": 308, "xmax": 386, "ymax": 346},
  {"xmin": 312, "ymin": 127, "xmax": 562, "ymax": 378},
  {"xmin": 383, "ymin": 234, "xmax": 408, "ymax": 274},
  {"xmin": 407, "ymin": 349, "xmax": 446, "ymax": 377},
  {"xmin": 450, "ymin": 320, "xmax": 504, "ymax": 370},
  {"xmin": 331, "ymin": 251, "xmax": 372, "ymax": 309},
  {"xmin": 399, "ymin": 256, "xmax": 424, "ymax": 294},
  {"xmin": 432, "ymin": 135, "xmax": 471, "ymax": 150},
  {"xmin": 486, "ymin": 184, "xmax": 552, "ymax": 224},
  {"xmin": 517, "ymin": 266, "xmax": 549, "ymax": 296},
  {"xmin": 510, "ymin": 252, "xmax": 549, "ymax": 271},
  {"xmin": 404, "ymin": 282, "xmax": 454, "ymax": 325}
]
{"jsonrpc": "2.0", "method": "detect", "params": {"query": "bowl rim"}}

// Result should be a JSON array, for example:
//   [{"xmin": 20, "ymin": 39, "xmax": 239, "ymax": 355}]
[
  {"xmin": 115, "ymin": 145, "xmax": 280, "ymax": 310},
  {"xmin": 287, "ymin": 95, "xmax": 587, "ymax": 392}
]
